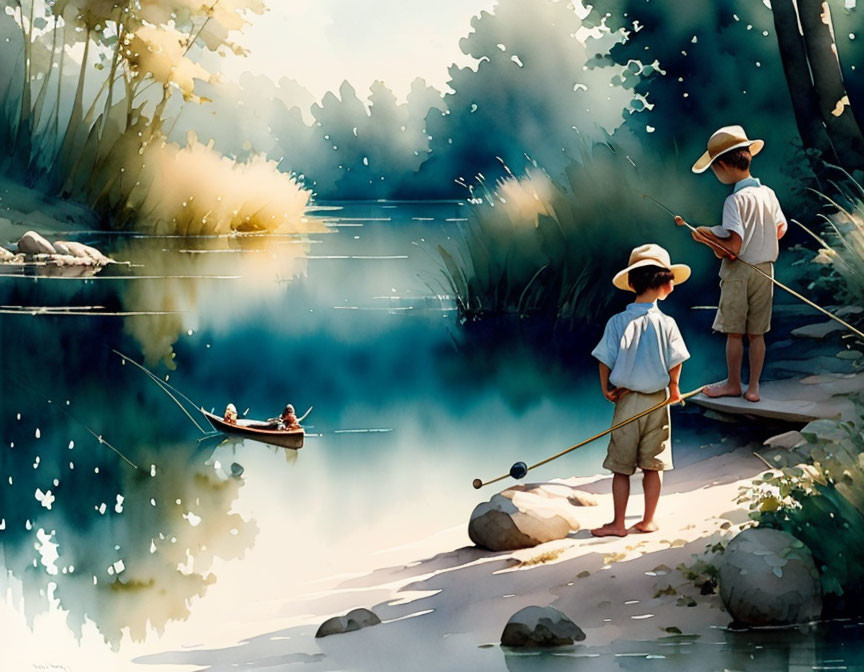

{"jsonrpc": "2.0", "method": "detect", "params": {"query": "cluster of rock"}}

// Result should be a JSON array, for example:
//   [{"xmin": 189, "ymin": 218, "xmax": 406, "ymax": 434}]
[
  {"xmin": 1, "ymin": 231, "xmax": 111, "ymax": 267},
  {"xmin": 468, "ymin": 480, "xmax": 597, "ymax": 551}
]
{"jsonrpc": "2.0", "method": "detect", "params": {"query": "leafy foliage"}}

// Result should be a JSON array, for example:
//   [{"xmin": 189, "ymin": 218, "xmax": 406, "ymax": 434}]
[{"xmin": 739, "ymin": 407, "xmax": 864, "ymax": 614}]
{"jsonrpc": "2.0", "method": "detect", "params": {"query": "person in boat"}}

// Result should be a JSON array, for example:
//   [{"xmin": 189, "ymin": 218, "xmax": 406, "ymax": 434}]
[
  {"xmin": 224, "ymin": 403, "xmax": 238, "ymax": 425},
  {"xmin": 267, "ymin": 404, "xmax": 301, "ymax": 431}
]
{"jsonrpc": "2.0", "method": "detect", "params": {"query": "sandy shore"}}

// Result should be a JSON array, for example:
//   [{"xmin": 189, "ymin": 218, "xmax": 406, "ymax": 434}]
[{"xmin": 135, "ymin": 443, "xmax": 771, "ymax": 671}]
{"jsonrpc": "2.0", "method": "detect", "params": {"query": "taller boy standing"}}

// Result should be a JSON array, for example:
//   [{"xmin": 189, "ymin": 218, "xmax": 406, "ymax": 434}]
[{"xmin": 675, "ymin": 125, "xmax": 787, "ymax": 403}]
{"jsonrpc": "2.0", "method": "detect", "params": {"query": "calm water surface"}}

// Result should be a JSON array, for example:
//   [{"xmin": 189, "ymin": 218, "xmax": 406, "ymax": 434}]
[{"xmin": 0, "ymin": 201, "xmax": 839, "ymax": 670}]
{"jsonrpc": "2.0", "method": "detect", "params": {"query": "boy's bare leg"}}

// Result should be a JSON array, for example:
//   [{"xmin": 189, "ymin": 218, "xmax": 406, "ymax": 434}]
[
  {"xmin": 592, "ymin": 473, "xmax": 630, "ymax": 537},
  {"xmin": 745, "ymin": 334, "xmax": 765, "ymax": 402},
  {"xmin": 704, "ymin": 333, "xmax": 744, "ymax": 397},
  {"xmin": 632, "ymin": 470, "xmax": 661, "ymax": 533}
]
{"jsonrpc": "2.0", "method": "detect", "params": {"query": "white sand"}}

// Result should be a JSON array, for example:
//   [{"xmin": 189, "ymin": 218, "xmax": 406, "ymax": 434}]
[{"xmin": 132, "ymin": 444, "xmax": 768, "ymax": 671}]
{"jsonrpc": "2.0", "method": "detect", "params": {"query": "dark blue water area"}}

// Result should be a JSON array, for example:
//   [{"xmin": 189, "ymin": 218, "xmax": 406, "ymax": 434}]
[{"xmin": 0, "ymin": 200, "xmax": 805, "ymax": 655}]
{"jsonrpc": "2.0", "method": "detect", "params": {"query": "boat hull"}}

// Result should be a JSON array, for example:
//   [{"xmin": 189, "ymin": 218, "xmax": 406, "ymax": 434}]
[{"xmin": 202, "ymin": 410, "xmax": 305, "ymax": 449}]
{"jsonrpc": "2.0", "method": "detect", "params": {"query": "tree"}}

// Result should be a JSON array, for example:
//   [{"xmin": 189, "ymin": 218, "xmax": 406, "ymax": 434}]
[{"xmin": 421, "ymin": 0, "xmax": 634, "ymax": 192}]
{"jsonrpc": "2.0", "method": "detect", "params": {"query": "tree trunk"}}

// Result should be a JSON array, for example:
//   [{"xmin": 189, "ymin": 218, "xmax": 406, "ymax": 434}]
[
  {"xmin": 771, "ymin": 0, "xmax": 836, "ymax": 167},
  {"xmin": 798, "ymin": 0, "xmax": 864, "ymax": 169}
]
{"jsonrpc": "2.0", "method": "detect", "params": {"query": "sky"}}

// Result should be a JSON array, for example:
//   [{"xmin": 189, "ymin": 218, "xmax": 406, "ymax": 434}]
[{"xmin": 221, "ymin": 0, "xmax": 498, "ymax": 101}]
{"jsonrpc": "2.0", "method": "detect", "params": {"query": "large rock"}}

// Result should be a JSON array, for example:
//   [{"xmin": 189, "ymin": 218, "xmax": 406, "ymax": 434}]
[
  {"xmin": 55, "ymin": 240, "xmax": 111, "ymax": 265},
  {"xmin": 0, "ymin": 247, "xmax": 15, "ymax": 262},
  {"xmin": 501, "ymin": 606, "xmax": 585, "ymax": 648},
  {"xmin": 315, "ymin": 608, "xmax": 381, "ymax": 638},
  {"xmin": 718, "ymin": 528, "xmax": 822, "ymax": 626},
  {"xmin": 469, "ymin": 481, "xmax": 597, "ymax": 551},
  {"xmin": 18, "ymin": 231, "xmax": 56, "ymax": 255}
]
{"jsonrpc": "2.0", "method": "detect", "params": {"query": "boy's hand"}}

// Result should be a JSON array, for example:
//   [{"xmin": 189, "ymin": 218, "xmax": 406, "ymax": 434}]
[
  {"xmin": 668, "ymin": 383, "xmax": 683, "ymax": 405},
  {"xmin": 604, "ymin": 386, "xmax": 629, "ymax": 403}
]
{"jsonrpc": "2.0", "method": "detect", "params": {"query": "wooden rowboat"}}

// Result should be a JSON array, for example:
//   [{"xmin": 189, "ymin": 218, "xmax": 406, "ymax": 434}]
[{"xmin": 202, "ymin": 410, "xmax": 305, "ymax": 449}]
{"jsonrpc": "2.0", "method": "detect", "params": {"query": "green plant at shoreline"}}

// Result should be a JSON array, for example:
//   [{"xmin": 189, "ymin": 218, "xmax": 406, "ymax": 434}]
[
  {"xmin": 435, "ymin": 141, "xmax": 719, "ymax": 327},
  {"xmin": 739, "ymin": 408, "xmax": 864, "ymax": 614}
]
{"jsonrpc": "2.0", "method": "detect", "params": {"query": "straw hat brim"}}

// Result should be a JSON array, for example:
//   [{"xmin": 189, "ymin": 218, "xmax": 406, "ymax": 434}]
[
  {"xmin": 691, "ymin": 138, "xmax": 764, "ymax": 174},
  {"xmin": 612, "ymin": 260, "xmax": 691, "ymax": 292}
]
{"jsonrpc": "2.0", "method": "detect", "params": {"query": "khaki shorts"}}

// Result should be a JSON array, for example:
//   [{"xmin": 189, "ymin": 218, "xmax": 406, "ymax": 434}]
[
  {"xmin": 712, "ymin": 259, "xmax": 774, "ymax": 335},
  {"xmin": 603, "ymin": 390, "xmax": 673, "ymax": 476}
]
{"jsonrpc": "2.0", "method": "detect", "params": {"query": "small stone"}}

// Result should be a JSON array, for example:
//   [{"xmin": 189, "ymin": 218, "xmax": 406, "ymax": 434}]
[
  {"xmin": 501, "ymin": 606, "xmax": 585, "ymax": 648},
  {"xmin": 315, "ymin": 608, "xmax": 381, "ymax": 638}
]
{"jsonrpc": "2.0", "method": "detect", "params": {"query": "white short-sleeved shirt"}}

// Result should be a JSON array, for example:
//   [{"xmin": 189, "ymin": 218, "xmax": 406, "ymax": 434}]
[
  {"xmin": 591, "ymin": 302, "xmax": 690, "ymax": 394},
  {"xmin": 709, "ymin": 177, "xmax": 787, "ymax": 264}
]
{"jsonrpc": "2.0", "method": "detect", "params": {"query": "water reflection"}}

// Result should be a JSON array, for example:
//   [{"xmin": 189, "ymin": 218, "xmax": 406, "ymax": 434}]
[
  {"xmin": 502, "ymin": 622, "xmax": 864, "ymax": 671},
  {"xmin": 0, "ymin": 425, "xmax": 256, "ymax": 647},
  {"xmin": 117, "ymin": 233, "xmax": 316, "ymax": 367}
]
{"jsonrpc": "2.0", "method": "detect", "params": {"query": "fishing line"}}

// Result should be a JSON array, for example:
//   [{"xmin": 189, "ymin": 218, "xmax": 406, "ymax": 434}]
[
  {"xmin": 472, "ymin": 387, "xmax": 705, "ymax": 489},
  {"xmin": 641, "ymin": 193, "xmax": 864, "ymax": 340},
  {"xmin": 3, "ymin": 373, "xmax": 139, "ymax": 470},
  {"xmin": 111, "ymin": 349, "xmax": 208, "ymax": 434}
]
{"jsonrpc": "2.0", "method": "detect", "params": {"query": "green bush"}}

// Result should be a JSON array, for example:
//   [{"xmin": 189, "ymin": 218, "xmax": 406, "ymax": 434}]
[
  {"xmin": 436, "ymin": 143, "xmax": 706, "ymax": 327},
  {"xmin": 738, "ymin": 404, "xmax": 864, "ymax": 614}
]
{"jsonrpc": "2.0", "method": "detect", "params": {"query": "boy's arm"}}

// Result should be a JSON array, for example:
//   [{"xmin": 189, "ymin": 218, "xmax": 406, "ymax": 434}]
[
  {"xmin": 674, "ymin": 216, "xmax": 740, "ymax": 258},
  {"xmin": 599, "ymin": 363, "xmax": 627, "ymax": 403},
  {"xmin": 693, "ymin": 227, "xmax": 741, "ymax": 258},
  {"xmin": 668, "ymin": 363, "xmax": 683, "ymax": 404}
]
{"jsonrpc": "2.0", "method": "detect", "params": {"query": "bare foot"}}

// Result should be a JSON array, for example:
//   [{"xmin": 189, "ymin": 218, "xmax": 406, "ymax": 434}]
[
  {"xmin": 744, "ymin": 389, "xmax": 760, "ymax": 403},
  {"xmin": 631, "ymin": 520, "xmax": 659, "ymax": 534},
  {"xmin": 591, "ymin": 524, "xmax": 629, "ymax": 538},
  {"xmin": 702, "ymin": 381, "xmax": 742, "ymax": 398}
]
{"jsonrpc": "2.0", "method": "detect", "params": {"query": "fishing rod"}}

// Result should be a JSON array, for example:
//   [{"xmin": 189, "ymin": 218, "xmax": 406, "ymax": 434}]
[
  {"xmin": 472, "ymin": 386, "xmax": 705, "ymax": 489},
  {"xmin": 112, "ymin": 349, "xmax": 208, "ymax": 434},
  {"xmin": 4, "ymin": 373, "xmax": 139, "ymax": 470},
  {"xmin": 642, "ymin": 193, "xmax": 864, "ymax": 340}
]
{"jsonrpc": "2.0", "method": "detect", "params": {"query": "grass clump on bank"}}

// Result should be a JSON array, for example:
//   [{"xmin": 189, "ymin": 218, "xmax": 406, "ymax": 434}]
[{"xmin": 436, "ymin": 145, "xmax": 700, "ymax": 327}]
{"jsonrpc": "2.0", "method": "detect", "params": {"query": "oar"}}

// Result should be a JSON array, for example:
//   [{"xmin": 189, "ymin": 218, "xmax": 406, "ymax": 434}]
[
  {"xmin": 298, "ymin": 406, "xmax": 314, "ymax": 423},
  {"xmin": 641, "ymin": 193, "xmax": 864, "ymax": 340},
  {"xmin": 472, "ymin": 386, "xmax": 705, "ymax": 489}
]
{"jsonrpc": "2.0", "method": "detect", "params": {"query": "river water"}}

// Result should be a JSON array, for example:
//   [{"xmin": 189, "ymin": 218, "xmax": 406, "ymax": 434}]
[{"xmin": 0, "ymin": 201, "xmax": 850, "ymax": 671}]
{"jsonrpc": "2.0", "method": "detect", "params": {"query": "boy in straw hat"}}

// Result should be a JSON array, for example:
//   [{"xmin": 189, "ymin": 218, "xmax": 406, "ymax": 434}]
[
  {"xmin": 675, "ymin": 125, "xmax": 787, "ymax": 402},
  {"xmin": 590, "ymin": 244, "xmax": 691, "ymax": 537}
]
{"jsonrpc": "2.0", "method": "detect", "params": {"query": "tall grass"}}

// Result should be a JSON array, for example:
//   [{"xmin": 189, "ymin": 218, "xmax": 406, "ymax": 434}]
[
  {"xmin": 437, "ymin": 145, "xmax": 696, "ymax": 327},
  {"xmin": 802, "ymin": 179, "xmax": 864, "ymax": 308}
]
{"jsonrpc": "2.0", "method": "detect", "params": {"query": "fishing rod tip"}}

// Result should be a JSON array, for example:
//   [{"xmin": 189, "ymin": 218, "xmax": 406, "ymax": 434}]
[{"xmin": 472, "ymin": 479, "xmax": 483, "ymax": 490}]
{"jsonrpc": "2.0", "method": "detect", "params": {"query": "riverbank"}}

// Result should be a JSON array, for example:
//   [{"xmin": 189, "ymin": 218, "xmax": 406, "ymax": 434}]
[{"xmin": 134, "ymin": 442, "xmax": 781, "ymax": 671}]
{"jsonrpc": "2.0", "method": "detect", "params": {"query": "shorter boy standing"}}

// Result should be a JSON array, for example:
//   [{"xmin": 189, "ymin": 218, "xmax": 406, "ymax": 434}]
[{"xmin": 590, "ymin": 244, "xmax": 691, "ymax": 538}]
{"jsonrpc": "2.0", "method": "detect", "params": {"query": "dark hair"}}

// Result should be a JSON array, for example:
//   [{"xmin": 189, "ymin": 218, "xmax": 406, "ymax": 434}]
[
  {"xmin": 714, "ymin": 147, "xmax": 752, "ymax": 171},
  {"xmin": 628, "ymin": 265, "xmax": 675, "ymax": 295}
]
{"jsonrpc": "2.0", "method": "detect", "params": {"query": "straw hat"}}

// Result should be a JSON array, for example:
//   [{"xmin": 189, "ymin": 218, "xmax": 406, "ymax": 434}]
[
  {"xmin": 612, "ymin": 243, "xmax": 691, "ymax": 292},
  {"xmin": 691, "ymin": 125, "xmax": 764, "ymax": 174}
]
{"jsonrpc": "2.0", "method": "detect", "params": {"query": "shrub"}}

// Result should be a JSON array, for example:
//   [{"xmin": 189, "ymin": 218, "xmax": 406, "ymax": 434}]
[
  {"xmin": 738, "ymin": 405, "xmax": 864, "ymax": 615},
  {"xmin": 436, "ymin": 143, "xmax": 704, "ymax": 327}
]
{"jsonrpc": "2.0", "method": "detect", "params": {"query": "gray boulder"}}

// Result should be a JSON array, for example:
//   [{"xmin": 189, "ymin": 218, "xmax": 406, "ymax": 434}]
[
  {"xmin": 0, "ymin": 247, "xmax": 14, "ymax": 262},
  {"xmin": 501, "ymin": 606, "xmax": 585, "ymax": 647},
  {"xmin": 718, "ymin": 527, "xmax": 822, "ymax": 626},
  {"xmin": 18, "ymin": 231, "xmax": 56, "ymax": 255},
  {"xmin": 469, "ymin": 481, "xmax": 597, "ymax": 551},
  {"xmin": 315, "ymin": 608, "xmax": 381, "ymax": 638}
]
